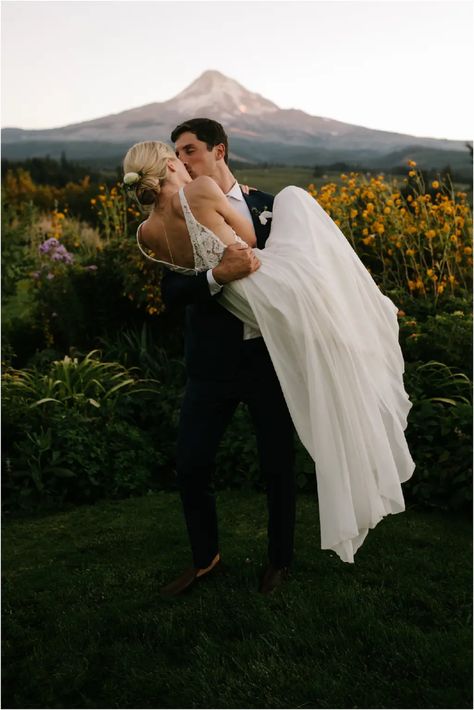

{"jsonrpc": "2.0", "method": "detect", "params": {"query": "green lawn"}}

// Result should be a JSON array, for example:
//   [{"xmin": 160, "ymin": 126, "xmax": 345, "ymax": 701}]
[
  {"xmin": 234, "ymin": 166, "xmax": 318, "ymax": 194},
  {"xmin": 2, "ymin": 491, "xmax": 472, "ymax": 709}
]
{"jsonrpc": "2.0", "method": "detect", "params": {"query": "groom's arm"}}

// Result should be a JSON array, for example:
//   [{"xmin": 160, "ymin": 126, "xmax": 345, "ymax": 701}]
[{"xmin": 161, "ymin": 244, "xmax": 260, "ymax": 310}]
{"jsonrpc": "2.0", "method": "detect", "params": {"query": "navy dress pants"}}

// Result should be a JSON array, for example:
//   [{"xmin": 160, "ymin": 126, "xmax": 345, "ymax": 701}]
[{"xmin": 176, "ymin": 338, "xmax": 296, "ymax": 569}]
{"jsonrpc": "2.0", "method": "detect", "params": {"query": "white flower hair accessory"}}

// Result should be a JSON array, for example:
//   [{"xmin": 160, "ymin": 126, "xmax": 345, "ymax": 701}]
[
  {"xmin": 123, "ymin": 171, "xmax": 141, "ymax": 185},
  {"xmin": 258, "ymin": 210, "xmax": 273, "ymax": 225}
]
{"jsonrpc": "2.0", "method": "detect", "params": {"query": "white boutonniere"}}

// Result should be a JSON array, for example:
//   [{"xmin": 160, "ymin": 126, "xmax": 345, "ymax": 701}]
[
  {"xmin": 251, "ymin": 206, "xmax": 273, "ymax": 226},
  {"xmin": 258, "ymin": 210, "xmax": 273, "ymax": 225}
]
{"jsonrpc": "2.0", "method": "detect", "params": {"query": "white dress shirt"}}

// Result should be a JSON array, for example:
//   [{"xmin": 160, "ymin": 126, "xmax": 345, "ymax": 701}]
[{"xmin": 206, "ymin": 181, "xmax": 262, "ymax": 340}]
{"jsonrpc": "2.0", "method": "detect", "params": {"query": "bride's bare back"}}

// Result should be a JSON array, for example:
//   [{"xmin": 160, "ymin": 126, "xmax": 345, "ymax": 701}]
[{"xmin": 137, "ymin": 177, "xmax": 256, "ymax": 269}]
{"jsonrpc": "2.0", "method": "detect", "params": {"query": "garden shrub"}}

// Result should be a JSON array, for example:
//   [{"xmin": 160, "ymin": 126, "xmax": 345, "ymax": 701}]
[
  {"xmin": 403, "ymin": 361, "xmax": 472, "ymax": 510},
  {"xmin": 1, "ymin": 352, "xmax": 163, "ymax": 511}
]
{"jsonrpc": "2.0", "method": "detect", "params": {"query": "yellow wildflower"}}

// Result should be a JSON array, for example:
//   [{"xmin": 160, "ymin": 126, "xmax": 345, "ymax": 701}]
[{"xmin": 431, "ymin": 181, "xmax": 439, "ymax": 189}]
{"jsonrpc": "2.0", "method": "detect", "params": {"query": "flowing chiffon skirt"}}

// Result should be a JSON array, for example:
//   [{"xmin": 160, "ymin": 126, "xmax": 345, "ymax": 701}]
[{"xmin": 220, "ymin": 186, "xmax": 415, "ymax": 563}]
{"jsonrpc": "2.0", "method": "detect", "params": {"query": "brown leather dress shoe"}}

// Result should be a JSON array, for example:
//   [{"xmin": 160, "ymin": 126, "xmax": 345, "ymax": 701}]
[
  {"xmin": 160, "ymin": 555, "xmax": 221, "ymax": 597},
  {"xmin": 258, "ymin": 564, "xmax": 290, "ymax": 594}
]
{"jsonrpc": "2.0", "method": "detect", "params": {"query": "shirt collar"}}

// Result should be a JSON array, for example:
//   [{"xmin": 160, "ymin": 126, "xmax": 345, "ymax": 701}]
[{"xmin": 226, "ymin": 180, "xmax": 244, "ymax": 201}]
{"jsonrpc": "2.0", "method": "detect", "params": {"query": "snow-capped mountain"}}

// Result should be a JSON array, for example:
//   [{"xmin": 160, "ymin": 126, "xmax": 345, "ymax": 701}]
[
  {"xmin": 2, "ymin": 70, "xmax": 470, "ymax": 171},
  {"xmin": 170, "ymin": 70, "xmax": 279, "ymax": 119}
]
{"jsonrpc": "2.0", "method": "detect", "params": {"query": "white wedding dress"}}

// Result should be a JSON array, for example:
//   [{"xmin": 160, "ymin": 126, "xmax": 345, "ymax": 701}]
[{"xmin": 137, "ymin": 186, "xmax": 416, "ymax": 563}]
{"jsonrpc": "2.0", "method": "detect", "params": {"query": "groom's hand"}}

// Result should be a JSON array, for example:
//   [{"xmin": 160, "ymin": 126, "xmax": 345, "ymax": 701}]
[{"xmin": 212, "ymin": 243, "xmax": 261, "ymax": 284}]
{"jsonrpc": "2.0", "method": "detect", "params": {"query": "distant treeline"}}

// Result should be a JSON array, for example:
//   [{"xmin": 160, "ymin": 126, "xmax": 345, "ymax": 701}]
[
  {"xmin": 1, "ymin": 153, "xmax": 119, "ymax": 188},
  {"xmin": 2, "ymin": 153, "xmax": 472, "ymax": 193}
]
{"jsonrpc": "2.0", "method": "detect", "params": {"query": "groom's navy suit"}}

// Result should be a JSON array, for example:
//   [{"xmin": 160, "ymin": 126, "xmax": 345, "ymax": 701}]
[{"xmin": 161, "ymin": 188, "xmax": 295, "ymax": 569}]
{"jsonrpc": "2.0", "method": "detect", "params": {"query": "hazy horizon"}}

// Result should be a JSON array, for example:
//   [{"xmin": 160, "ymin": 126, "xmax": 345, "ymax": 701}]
[{"xmin": 2, "ymin": 0, "xmax": 473, "ymax": 141}]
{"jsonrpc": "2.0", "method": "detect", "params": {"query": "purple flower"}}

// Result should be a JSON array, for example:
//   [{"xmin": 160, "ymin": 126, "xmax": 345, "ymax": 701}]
[
  {"xmin": 47, "ymin": 273, "xmax": 55, "ymax": 280},
  {"xmin": 39, "ymin": 237, "xmax": 60, "ymax": 254},
  {"xmin": 85, "ymin": 265, "xmax": 98, "ymax": 271}
]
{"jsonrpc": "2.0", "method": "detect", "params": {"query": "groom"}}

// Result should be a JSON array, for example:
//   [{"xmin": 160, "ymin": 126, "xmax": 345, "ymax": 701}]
[{"xmin": 160, "ymin": 118, "xmax": 295, "ymax": 595}]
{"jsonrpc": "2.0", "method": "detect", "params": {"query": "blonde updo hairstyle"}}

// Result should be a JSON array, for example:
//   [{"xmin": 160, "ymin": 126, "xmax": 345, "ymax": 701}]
[{"xmin": 123, "ymin": 140, "xmax": 177, "ymax": 210}]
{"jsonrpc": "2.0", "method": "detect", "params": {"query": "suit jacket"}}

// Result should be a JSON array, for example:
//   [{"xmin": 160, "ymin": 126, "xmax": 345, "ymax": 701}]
[{"xmin": 161, "ymin": 187, "xmax": 275, "ymax": 381}]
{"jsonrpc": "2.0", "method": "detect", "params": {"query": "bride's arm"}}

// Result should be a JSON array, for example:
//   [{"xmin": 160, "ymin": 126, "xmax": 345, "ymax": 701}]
[{"xmin": 191, "ymin": 176, "xmax": 257, "ymax": 247}]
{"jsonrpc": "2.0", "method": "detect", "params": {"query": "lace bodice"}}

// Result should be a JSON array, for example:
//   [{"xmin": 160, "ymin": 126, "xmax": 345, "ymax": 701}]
[{"xmin": 136, "ymin": 187, "xmax": 248, "ymax": 274}]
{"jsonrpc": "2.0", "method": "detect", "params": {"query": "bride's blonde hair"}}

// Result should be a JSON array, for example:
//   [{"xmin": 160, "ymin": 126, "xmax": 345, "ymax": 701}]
[{"xmin": 123, "ymin": 140, "xmax": 177, "ymax": 207}]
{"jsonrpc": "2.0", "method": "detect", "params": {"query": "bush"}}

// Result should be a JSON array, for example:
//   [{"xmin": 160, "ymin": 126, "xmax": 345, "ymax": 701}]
[
  {"xmin": 309, "ymin": 166, "xmax": 472, "ymax": 300},
  {"xmin": 404, "ymin": 361, "xmax": 472, "ymax": 510},
  {"xmin": 1, "ymin": 351, "xmax": 163, "ymax": 511},
  {"xmin": 3, "ymin": 413, "xmax": 162, "ymax": 510},
  {"xmin": 399, "ymin": 310, "xmax": 472, "ymax": 375}
]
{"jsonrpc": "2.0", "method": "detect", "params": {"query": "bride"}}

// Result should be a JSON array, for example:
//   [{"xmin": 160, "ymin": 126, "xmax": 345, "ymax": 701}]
[{"xmin": 123, "ymin": 140, "xmax": 415, "ymax": 564}]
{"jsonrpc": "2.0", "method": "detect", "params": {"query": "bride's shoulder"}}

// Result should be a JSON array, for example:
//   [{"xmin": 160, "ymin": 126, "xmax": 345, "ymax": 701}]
[{"xmin": 185, "ymin": 175, "xmax": 219, "ymax": 197}]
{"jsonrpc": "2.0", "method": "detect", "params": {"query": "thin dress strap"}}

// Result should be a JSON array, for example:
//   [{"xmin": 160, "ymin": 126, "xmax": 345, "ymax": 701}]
[
  {"xmin": 135, "ymin": 222, "xmax": 197, "ymax": 274},
  {"xmin": 178, "ymin": 187, "xmax": 199, "ymax": 234}
]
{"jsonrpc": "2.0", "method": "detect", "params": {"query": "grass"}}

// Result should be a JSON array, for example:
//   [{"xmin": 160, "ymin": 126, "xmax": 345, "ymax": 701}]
[
  {"xmin": 2, "ymin": 490, "xmax": 472, "ymax": 709},
  {"xmin": 233, "ymin": 166, "xmax": 320, "ymax": 194}
]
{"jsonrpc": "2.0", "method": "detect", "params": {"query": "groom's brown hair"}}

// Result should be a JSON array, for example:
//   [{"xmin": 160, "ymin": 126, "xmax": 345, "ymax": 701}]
[{"xmin": 171, "ymin": 118, "xmax": 229, "ymax": 165}]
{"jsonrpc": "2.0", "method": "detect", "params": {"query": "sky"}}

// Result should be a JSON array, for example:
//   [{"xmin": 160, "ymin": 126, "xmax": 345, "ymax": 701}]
[{"xmin": 1, "ymin": 0, "xmax": 473, "ymax": 140}]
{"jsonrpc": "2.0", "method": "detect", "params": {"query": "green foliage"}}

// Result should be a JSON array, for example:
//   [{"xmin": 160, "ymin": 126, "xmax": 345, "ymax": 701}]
[
  {"xmin": 2, "ymin": 350, "xmax": 158, "ymax": 413},
  {"xmin": 97, "ymin": 324, "xmax": 186, "ymax": 471},
  {"xmin": 404, "ymin": 361, "xmax": 472, "ymax": 510},
  {"xmin": 4, "ymin": 413, "xmax": 161, "ymax": 509},
  {"xmin": 399, "ymin": 309, "xmax": 472, "ymax": 375},
  {"xmin": 1, "ymin": 170, "xmax": 472, "ymax": 514},
  {"xmin": 1, "ymin": 200, "xmax": 39, "ymax": 296},
  {"xmin": 2, "ymin": 351, "xmax": 162, "ymax": 510},
  {"xmin": 1, "ymin": 154, "xmax": 102, "ymax": 188}
]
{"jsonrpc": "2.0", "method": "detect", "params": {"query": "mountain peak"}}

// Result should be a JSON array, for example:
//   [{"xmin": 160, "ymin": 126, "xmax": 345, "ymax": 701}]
[
  {"xmin": 196, "ymin": 69, "xmax": 228, "ymax": 82},
  {"xmin": 170, "ymin": 69, "xmax": 279, "ymax": 118}
]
